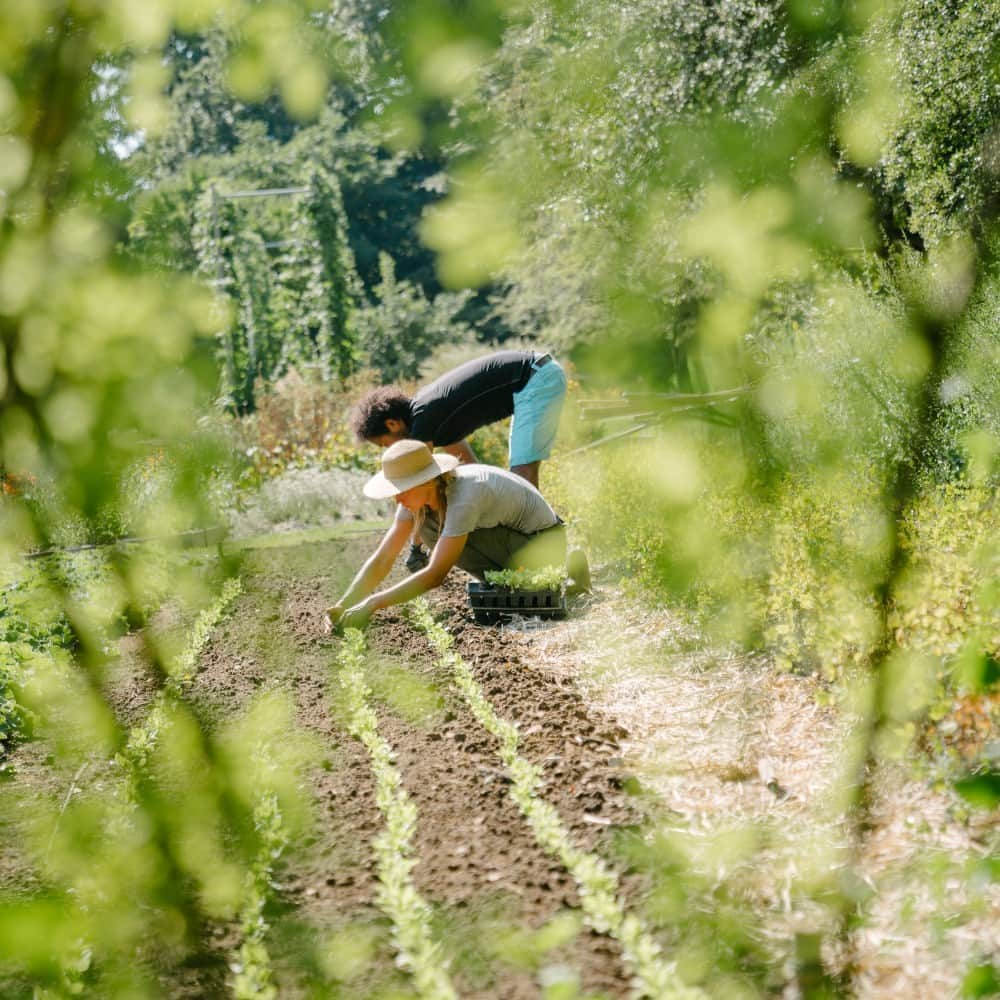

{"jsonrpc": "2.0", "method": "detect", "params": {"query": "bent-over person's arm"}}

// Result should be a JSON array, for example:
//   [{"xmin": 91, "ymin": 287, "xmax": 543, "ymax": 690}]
[
  {"xmin": 340, "ymin": 533, "xmax": 467, "ymax": 629},
  {"xmin": 439, "ymin": 439, "xmax": 477, "ymax": 464},
  {"xmin": 327, "ymin": 517, "xmax": 411, "ymax": 627}
]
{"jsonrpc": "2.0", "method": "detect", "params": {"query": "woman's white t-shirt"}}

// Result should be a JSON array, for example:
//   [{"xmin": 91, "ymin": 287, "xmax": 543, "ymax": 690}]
[{"xmin": 394, "ymin": 465, "xmax": 559, "ymax": 537}]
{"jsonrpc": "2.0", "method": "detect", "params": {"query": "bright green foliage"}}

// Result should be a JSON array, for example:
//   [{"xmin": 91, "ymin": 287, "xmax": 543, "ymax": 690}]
[
  {"xmin": 354, "ymin": 252, "xmax": 473, "ymax": 382},
  {"xmin": 411, "ymin": 600, "xmax": 707, "ymax": 1000},
  {"xmin": 847, "ymin": 0, "xmax": 1000, "ymax": 245},
  {"xmin": 114, "ymin": 575, "xmax": 242, "ymax": 807},
  {"xmin": 306, "ymin": 168, "xmax": 360, "ymax": 374},
  {"xmin": 192, "ymin": 165, "xmax": 361, "ymax": 411},
  {"xmin": 1, "ymin": 0, "xmax": 998, "ymax": 993},
  {"xmin": 220, "ymin": 692, "xmax": 317, "ymax": 999},
  {"xmin": 953, "ymin": 772, "xmax": 1000, "ymax": 811},
  {"xmin": 127, "ymin": 18, "xmax": 444, "ymax": 289},
  {"xmin": 963, "ymin": 961, "xmax": 1000, "ymax": 998},
  {"xmin": 123, "ymin": 22, "xmax": 456, "ymax": 408},
  {"xmin": 2, "ymin": 574, "xmax": 317, "ymax": 997},
  {"xmin": 475, "ymin": 0, "xmax": 797, "ymax": 368},
  {"xmin": 894, "ymin": 484, "xmax": 1000, "ymax": 663},
  {"xmin": 0, "ymin": 0, "xmax": 346, "ymax": 993},
  {"xmin": 484, "ymin": 566, "xmax": 565, "ymax": 592},
  {"xmin": 0, "ymin": 546, "xmax": 217, "ymax": 764},
  {"xmin": 922, "ymin": 255, "xmax": 1000, "ymax": 478},
  {"xmin": 412, "ymin": 0, "xmax": 999, "ymax": 759},
  {"xmin": 551, "ymin": 438, "xmax": 1000, "ymax": 687},
  {"xmin": 0, "ymin": 564, "xmax": 73, "ymax": 755}
]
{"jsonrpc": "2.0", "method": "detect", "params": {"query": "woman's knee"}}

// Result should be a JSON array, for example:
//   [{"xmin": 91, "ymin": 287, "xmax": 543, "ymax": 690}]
[{"xmin": 509, "ymin": 525, "xmax": 567, "ymax": 570}]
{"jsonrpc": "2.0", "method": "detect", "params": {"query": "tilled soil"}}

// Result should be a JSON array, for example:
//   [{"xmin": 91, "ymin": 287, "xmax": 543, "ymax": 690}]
[
  {"xmin": 7, "ymin": 530, "xmax": 994, "ymax": 1000},
  {"xmin": 237, "ymin": 537, "xmax": 647, "ymax": 997},
  {"xmin": 1, "ymin": 534, "xmax": 655, "ymax": 998},
  {"xmin": 356, "ymin": 602, "xmax": 642, "ymax": 998}
]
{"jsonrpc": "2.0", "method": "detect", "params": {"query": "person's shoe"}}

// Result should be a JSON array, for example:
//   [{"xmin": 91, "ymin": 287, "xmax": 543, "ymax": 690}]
[
  {"xmin": 565, "ymin": 549, "xmax": 592, "ymax": 596},
  {"xmin": 405, "ymin": 543, "xmax": 429, "ymax": 573}
]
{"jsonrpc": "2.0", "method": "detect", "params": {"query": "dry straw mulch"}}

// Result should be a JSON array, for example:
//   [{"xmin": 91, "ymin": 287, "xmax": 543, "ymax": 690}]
[{"xmin": 504, "ymin": 585, "xmax": 1000, "ymax": 999}]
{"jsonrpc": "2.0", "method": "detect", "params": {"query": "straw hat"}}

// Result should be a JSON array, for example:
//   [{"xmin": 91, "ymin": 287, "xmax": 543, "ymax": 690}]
[{"xmin": 363, "ymin": 439, "xmax": 460, "ymax": 499}]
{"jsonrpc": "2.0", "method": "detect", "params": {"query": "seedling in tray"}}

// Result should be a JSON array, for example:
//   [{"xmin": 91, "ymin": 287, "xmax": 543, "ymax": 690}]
[{"xmin": 467, "ymin": 567, "xmax": 568, "ymax": 624}]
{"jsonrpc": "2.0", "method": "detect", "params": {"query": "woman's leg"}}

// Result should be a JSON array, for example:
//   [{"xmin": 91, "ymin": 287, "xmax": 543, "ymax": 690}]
[
  {"xmin": 459, "ymin": 524, "xmax": 568, "ymax": 580},
  {"xmin": 418, "ymin": 516, "xmax": 517, "ymax": 579},
  {"xmin": 454, "ymin": 526, "xmax": 534, "ymax": 579},
  {"xmin": 420, "ymin": 520, "xmax": 567, "ymax": 581}
]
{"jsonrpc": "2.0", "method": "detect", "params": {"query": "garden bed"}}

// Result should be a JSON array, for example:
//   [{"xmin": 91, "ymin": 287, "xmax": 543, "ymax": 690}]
[{"xmin": 0, "ymin": 530, "xmax": 995, "ymax": 998}]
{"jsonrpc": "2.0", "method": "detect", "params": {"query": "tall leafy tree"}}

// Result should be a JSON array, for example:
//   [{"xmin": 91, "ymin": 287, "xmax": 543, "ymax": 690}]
[
  {"xmin": 126, "ymin": 24, "xmax": 445, "ymax": 294},
  {"xmin": 374, "ymin": 2, "xmax": 1000, "ymax": 991},
  {"xmin": 122, "ymin": 16, "xmax": 464, "ymax": 406}
]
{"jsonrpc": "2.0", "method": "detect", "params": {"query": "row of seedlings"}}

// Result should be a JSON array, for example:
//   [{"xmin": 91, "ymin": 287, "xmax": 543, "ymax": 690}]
[
  {"xmin": 229, "ymin": 788, "xmax": 286, "ymax": 1000},
  {"xmin": 224, "ymin": 692, "xmax": 311, "ymax": 1000},
  {"xmin": 115, "ymin": 576, "xmax": 298, "ymax": 997},
  {"xmin": 334, "ymin": 628, "xmax": 458, "ymax": 1000},
  {"xmin": 409, "ymin": 600, "xmax": 707, "ymax": 1000},
  {"xmin": 114, "ymin": 576, "xmax": 291, "ymax": 997},
  {"xmin": 116, "ymin": 577, "xmax": 245, "ymax": 796},
  {"xmin": 31, "ymin": 576, "xmax": 247, "ymax": 998}
]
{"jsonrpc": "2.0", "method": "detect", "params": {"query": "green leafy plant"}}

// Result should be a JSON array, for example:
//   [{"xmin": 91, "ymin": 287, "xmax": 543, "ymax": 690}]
[
  {"xmin": 234, "ymin": 368, "xmax": 376, "ymax": 484},
  {"xmin": 193, "ymin": 166, "xmax": 361, "ymax": 412},
  {"xmin": 334, "ymin": 629, "xmax": 458, "ymax": 999},
  {"xmin": 483, "ymin": 566, "xmax": 566, "ymax": 592},
  {"xmin": 410, "ymin": 601, "xmax": 704, "ymax": 1000},
  {"xmin": 354, "ymin": 253, "xmax": 474, "ymax": 383}
]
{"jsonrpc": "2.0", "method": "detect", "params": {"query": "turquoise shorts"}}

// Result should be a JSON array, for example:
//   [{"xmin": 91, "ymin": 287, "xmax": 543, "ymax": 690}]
[{"xmin": 509, "ymin": 357, "xmax": 568, "ymax": 466}]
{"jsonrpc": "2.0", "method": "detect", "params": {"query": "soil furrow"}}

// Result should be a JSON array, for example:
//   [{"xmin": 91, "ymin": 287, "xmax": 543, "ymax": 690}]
[
  {"xmin": 189, "ymin": 545, "xmax": 399, "ymax": 997},
  {"xmin": 361, "ymin": 595, "xmax": 646, "ymax": 997},
  {"xmin": 281, "ymin": 555, "xmax": 638, "ymax": 995},
  {"xmin": 1, "ymin": 535, "xmax": 658, "ymax": 998}
]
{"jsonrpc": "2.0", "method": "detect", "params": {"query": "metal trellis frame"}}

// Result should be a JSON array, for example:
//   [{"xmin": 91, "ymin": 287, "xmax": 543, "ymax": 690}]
[{"xmin": 559, "ymin": 385, "xmax": 753, "ymax": 459}]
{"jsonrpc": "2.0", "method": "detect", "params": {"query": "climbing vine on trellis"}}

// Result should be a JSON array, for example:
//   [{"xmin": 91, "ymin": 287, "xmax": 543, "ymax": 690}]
[{"xmin": 194, "ymin": 165, "xmax": 360, "ymax": 412}]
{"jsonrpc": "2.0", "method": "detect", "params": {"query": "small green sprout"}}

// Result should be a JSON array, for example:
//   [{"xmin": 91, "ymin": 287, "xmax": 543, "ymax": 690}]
[{"xmin": 484, "ymin": 567, "xmax": 567, "ymax": 591}]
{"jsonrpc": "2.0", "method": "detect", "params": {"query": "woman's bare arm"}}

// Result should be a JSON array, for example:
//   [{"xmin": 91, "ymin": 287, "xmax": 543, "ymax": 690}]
[
  {"xmin": 328, "ymin": 517, "xmax": 411, "ymax": 624},
  {"xmin": 340, "ymin": 533, "xmax": 467, "ymax": 628}
]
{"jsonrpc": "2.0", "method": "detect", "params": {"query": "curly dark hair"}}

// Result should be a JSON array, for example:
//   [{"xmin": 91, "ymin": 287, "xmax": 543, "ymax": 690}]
[{"xmin": 350, "ymin": 386, "xmax": 413, "ymax": 442}]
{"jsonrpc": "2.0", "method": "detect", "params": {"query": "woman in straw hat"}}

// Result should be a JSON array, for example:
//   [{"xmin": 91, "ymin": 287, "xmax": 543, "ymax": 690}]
[{"xmin": 326, "ymin": 439, "xmax": 577, "ymax": 631}]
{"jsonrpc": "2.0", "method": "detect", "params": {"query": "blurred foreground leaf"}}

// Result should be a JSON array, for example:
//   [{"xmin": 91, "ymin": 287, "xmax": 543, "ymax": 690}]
[{"xmin": 953, "ymin": 771, "xmax": 1000, "ymax": 811}]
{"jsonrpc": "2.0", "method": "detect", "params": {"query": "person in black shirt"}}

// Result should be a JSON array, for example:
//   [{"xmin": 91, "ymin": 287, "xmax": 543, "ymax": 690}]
[
  {"xmin": 350, "ymin": 350, "xmax": 567, "ymax": 489},
  {"xmin": 351, "ymin": 350, "xmax": 569, "ymax": 574}
]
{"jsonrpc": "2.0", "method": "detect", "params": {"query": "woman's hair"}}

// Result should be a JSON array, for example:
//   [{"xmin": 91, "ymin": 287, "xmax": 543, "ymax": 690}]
[
  {"xmin": 415, "ymin": 471, "xmax": 455, "ymax": 541},
  {"xmin": 350, "ymin": 386, "xmax": 413, "ymax": 441}
]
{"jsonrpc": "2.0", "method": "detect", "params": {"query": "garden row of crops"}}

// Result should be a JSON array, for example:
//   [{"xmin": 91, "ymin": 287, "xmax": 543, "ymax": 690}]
[
  {"xmin": 2, "ymin": 533, "xmax": 679, "ymax": 998},
  {"xmin": 335, "ymin": 608, "xmax": 704, "ymax": 999},
  {"xmin": 2, "ymin": 511, "xmax": 997, "ymax": 997}
]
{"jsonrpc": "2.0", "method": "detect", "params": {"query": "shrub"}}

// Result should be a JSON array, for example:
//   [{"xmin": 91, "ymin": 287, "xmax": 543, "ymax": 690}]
[
  {"xmin": 236, "ymin": 368, "xmax": 377, "ymax": 483},
  {"xmin": 552, "ymin": 431, "xmax": 1000, "ymax": 688},
  {"xmin": 354, "ymin": 253, "xmax": 474, "ymax": 382}
]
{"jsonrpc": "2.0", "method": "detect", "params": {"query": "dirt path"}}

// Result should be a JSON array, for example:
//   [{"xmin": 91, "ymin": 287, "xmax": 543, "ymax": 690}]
[
  {"xmin": 283, "ymin": 548, "xmax": 650, "ymax": 995},
  {"xmin": 525, "ymin": 588, "xmax": 1000, "ymax": 999}
]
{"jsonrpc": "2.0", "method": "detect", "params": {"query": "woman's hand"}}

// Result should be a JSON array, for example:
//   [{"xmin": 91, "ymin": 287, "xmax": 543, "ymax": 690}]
[
  {"xmin": 341, "ymin": 598, "xmax": 375, "ymax": 631},
  {"xmin": 324, "ymin": 605, "xmax": 344, "ymax": 634}
]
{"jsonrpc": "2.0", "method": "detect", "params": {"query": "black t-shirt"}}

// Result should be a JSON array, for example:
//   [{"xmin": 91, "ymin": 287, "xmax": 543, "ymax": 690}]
[{"xmin": 408, "ymin": 351, "xmax": 538, "ymax": 446}]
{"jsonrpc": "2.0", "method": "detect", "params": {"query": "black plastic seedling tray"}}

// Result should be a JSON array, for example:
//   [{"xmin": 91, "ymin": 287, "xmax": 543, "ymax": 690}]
[{"xmin": 466, "ymin": 581, "xmax": 567, "ymax": 624}]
